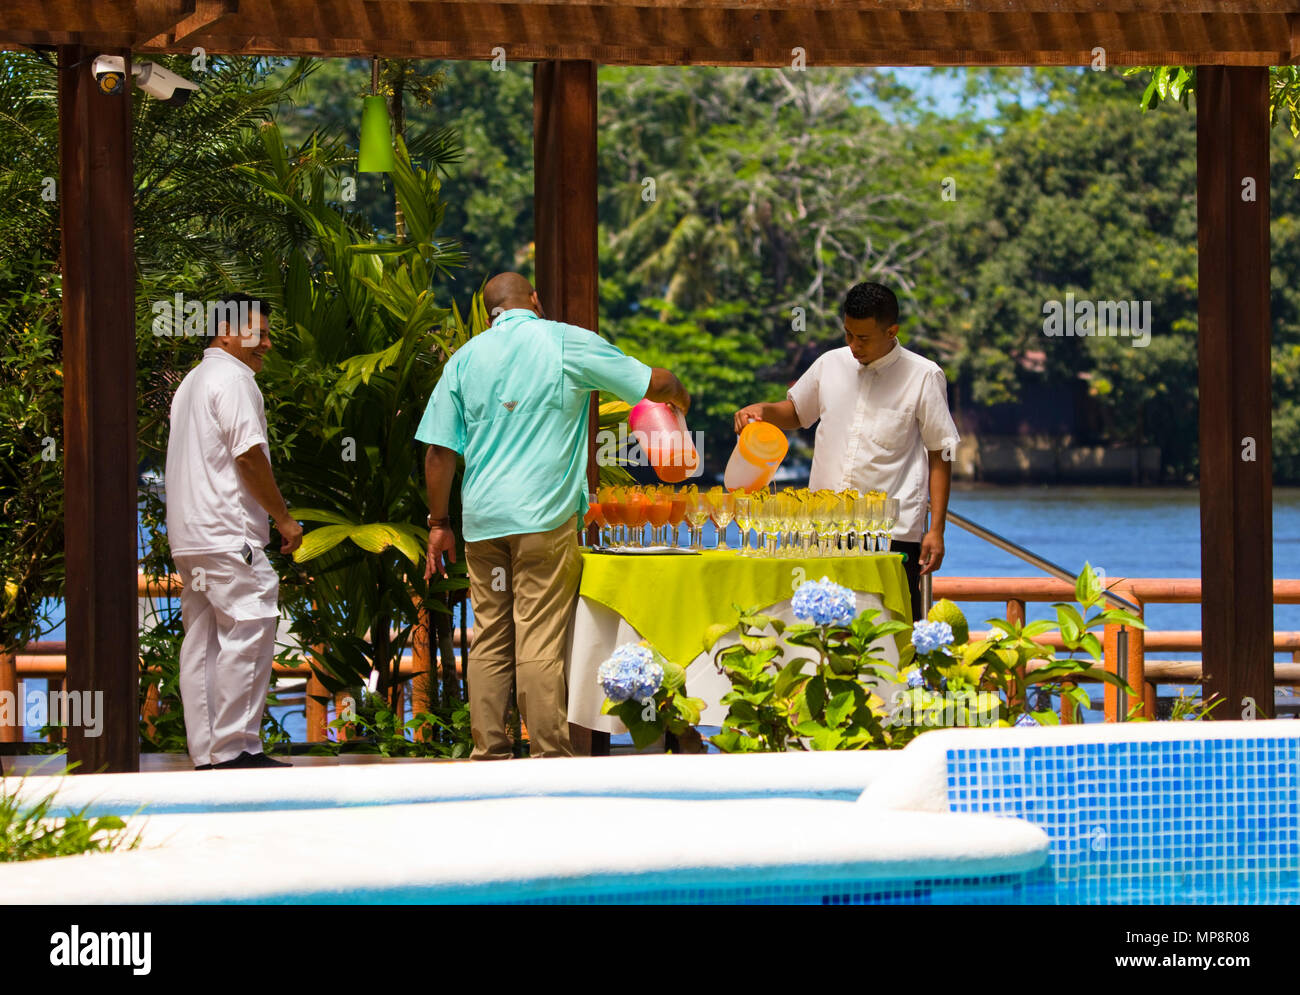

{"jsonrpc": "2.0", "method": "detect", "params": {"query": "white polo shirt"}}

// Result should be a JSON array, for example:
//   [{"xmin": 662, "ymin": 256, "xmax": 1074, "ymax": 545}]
[
  {"xmin": 165, "ymin": 348, "xmax": 271, "ymax": 556},
  {"xmin": 787, "ymin": 343, "xmax": 959, "ymax": 543}
]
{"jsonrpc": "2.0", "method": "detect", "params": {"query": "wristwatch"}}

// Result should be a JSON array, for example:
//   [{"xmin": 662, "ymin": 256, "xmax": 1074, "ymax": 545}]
[{"xmin": 427, "ymin": 514, "xmax": 451, "ymax": 528}]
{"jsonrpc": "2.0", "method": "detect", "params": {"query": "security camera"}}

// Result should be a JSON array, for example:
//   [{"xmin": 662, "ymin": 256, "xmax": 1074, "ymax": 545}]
[
  {"xmin": 92, "ymin": 55, "xmax": 127, "ymax": 95},
  {"xmin": 134, "ymin": 62, "xmax": 200, "ymax": 106},
  {"xmin": 90, "ymin": 55, "xmax": 200, "ymax": 106}
]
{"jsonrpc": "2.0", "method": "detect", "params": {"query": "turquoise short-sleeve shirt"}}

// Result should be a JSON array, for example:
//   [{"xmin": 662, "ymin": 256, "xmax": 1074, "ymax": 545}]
[{"xmin": 415, "ymin": 309, "xmax": 652, "ymax": 541}]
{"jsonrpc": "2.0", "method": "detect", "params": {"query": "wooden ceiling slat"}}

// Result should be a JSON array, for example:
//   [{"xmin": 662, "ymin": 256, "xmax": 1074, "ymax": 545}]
[{"xmin": 0, "ymin": 0, "xmax": 1293, "ymax": 65}]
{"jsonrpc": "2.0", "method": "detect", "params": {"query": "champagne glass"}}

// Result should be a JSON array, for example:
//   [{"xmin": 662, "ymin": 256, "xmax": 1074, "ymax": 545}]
[
  {"xmin": 808, "ymin": 491, "xmax": 831, "ymax": 556},
  {"xmin": 867, "ymin": 496, "xmax": 884, "ymax": 552},
  {"xmin": 751, "ymin": 490, "xmax": 769, "ymax": 556},
  {"xmin": 709, "ymin": 487, "xmax": 735, "ymax": 550},
  {"xmin": 834, "ymin": 491, "xmax": 856, "ymax": 555},
  {"xmin": 879, "ymin": 497, "xmax": 899, "ymax": 553},
  {"xmin": 666, "ymin": 487, "xmax": 687, "ymax": 548},
  {"xmin": 597, "ymin": 485, "xmax": 617, "ymax": 547},
  {"xmin": 583, "ymin": 492, "xmax": 605, "ymax": 548},
  {"xmin": 626, "ymin": 486, "xmax": 649, "ymax": 548},
  {"xmin": 685, "ymin": 490, "xmax": 710, "ymax": 551},
  {"xmin": 732, "ymin": 493, "xmax": 753, "ymax": 556},
  {"xmin": 647, "ymin": 486, "xmax": 672, "ymax": 546},
  {"xmin": 774, "ymin": 490, "xmax": 794, "ymax": 558},
  {"xmin": 604, "ymin": 487, "xmax": 625, "ymax": 547},
  {"xmin": 853, "ymin": 494, "xmax": 872, "ymax": 553}
]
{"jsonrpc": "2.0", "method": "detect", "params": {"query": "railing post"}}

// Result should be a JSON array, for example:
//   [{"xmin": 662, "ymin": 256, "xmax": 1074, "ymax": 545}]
[
  {"xmin": 1103, "ymin": 622, "xmax": 1124, "ymax": 721},
  {"xmin": 411, "ymin": 606, "xmax": 432, "ymax": 740},
  {"xmin": 0, "ymin": 652, "xmax": 19, "ymax": 743},
  {"xmin": 305, "ymin": 668, "xmax": 328, "ymax": 742},
  {"xmin": 141, "ymin": 675, "xmax": 160, "ymax": 744},
  {"xmin": 1124, "ymin": 586, "xmax": 1147, "ymax": 720},
  {"xmin": 1006, "ymin": 598, "xmax": 1025, "ymax": 713}
]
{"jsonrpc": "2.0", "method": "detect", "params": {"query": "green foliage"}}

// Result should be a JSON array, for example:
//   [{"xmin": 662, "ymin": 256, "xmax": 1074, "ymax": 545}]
[
  {"xmin": 899, "ymin": 563, "xmax": 1144, "ymax": 735},
  {"xmin": 328, "ymin": 691, "xmax": 472, "ymax": 758},
  {"xmin": 1, "ymin": 768, "xmax": 142, "ymax": 862},
  {"xmin": 233, "ymin": 118, "xmax": 480, "ymax": 700},
  {"xmin": 708, "ymin": 605, "xmax": 910, "ymax": 752}
]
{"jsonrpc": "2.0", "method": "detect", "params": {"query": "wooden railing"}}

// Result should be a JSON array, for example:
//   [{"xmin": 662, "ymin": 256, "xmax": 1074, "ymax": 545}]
[
  {"xmin": 932, "ymin": 577, "xmax": 1300, "ymax": 721},
  {"xmin": 4, "ymin": 574, "xmax": 1299, "ymax": 745}
]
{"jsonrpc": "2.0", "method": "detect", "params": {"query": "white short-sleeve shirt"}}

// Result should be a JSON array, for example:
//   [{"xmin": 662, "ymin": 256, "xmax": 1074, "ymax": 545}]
[
  {"xmin": 786, "ymin": 344, "xmax": 959, "ymax": 543},
  {"xmin": 165, "ymin": 349, "xmax": 271, "ymax": 556}
]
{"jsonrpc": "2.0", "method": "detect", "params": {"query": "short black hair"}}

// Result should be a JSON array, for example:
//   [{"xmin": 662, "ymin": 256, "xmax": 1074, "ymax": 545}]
[
  {"xmin": 208, "ymin": 293, "xmax": 272, "ymax": 337},
  {"xmin": 842, "ymin": 282, "xmax": 899, "ymax": 327}
]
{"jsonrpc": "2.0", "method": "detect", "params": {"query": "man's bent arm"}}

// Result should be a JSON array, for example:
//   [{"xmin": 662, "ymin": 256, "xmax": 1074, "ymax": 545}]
[
  {"xmin": 645, "ymin": 367, "xmax": 690, "ymax": 414},
  {"xmin": 234, "ymin": 446, "xmax": 302, "ymax": 552},
  {"xmin": 734, "ymin": 399, "xmax": 802, "ymax": 434}
]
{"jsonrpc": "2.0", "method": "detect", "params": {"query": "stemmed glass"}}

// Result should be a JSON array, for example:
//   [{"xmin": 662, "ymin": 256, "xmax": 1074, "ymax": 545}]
[
  {"xmin": 626, "ymin": 486, "xmax": 650, "ymax": 548},
  {"xmin": 879, "ymin": 497, "xmax": 899, "ymax": 552},
  {"xmin": 732, "ymin": 494, "xmax": 753, "ymax": 556},
  {"xmin": 666, "ymin": 488, "xmax": 687, "ymax": 548},
  {"xmin": 834, "ymin": 491, "xmax": 856, "ymax": 555},
  {"xmin": 583, "ymin": 492, "xmax": 605, "ymax": 548},
  {"xmin": 809, "ymin": 491, "xmax": 832, "ymax": 556},
  {"xmin": 647, "ymin": 486, "xmax": 672, "ymax": 546},
  {"xmin": 774, "ymin": 491, "xmax": 795, "ymax": 557},
  {"xmin": 853, "ymin": 494, "xmax": 873, "ymax": 552},
  {"xmin": 685, "ymin": 490, "xmax": 710, "ymax": 551},
  {"xmin": 793, "ymin": 492, "xmax": 813, "ymax": 556},
  {"xmin": 709, "ymin": 488, "xmax": 735, "ymax": 550}
]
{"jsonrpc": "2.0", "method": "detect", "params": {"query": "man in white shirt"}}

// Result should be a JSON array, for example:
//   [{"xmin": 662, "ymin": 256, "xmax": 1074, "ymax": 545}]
[
  {"xmin": 165, "ymin": 294, "xmax": 303, "ymax": 770},
  {"xmin": 734, "ymin": 282, "xmax": 959, "ymax": 620}
]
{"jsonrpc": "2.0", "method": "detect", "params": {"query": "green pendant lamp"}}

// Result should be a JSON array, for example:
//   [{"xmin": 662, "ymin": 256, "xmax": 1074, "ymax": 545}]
[{"xmin": 358, "ymin": 56, "xmax": 395, "ymax": 173}]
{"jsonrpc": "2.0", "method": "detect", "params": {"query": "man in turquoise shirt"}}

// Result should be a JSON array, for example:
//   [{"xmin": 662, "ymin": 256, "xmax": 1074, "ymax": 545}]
[{"xmin": 418, "ymin": 272, "xmax": 689, "ymax": 759}]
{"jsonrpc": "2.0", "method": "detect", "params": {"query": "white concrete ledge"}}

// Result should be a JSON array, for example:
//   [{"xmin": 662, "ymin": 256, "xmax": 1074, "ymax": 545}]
[
  {"xmin": 0, "ymin": 797, "xmax": 1049, "ymax": 904},
  {"xmin": 10, "ymin": 751, "xmax": 900, "ymax": 818},
  {"xmin": 863, "ymin": 720, "xmax": 1300, "ymax": 813}
]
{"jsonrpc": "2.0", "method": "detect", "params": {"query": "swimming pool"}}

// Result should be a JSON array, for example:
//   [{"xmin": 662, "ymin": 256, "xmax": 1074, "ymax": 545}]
[{"xmin": 1, "ymin": 722, "xmax": 1295, "ymax": 904}]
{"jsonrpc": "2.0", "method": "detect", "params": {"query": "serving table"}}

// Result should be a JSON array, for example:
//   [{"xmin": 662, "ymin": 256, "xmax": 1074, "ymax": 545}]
[{"xmin": 565, "ymin": 549, "xmax": 912, "ymax": 737}]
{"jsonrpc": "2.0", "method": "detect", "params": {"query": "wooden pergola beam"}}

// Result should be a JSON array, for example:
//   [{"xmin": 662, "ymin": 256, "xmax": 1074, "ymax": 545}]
[
  {"xmin": 2, "ymin": 1, "xmax": 1297, "ymax": 65},
  {"xmin": 1197, "ymin": 66, "xmax": 1274, "ymax": 721},
  {"xmin": 58, "ymin": 44, "xmax": 140, "ymax": 773}
]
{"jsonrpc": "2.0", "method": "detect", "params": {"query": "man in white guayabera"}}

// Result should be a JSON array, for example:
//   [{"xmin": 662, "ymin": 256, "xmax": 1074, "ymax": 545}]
[
  {"xmin": 734, "ymin": 282, "xmax": 960, "ymax": 620},
  {"xmin": 165, "ymin": 294, "xmax": 303, "ymax": 770}
]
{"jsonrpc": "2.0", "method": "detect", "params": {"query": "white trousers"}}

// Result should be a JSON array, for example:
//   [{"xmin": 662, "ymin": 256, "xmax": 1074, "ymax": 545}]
[{"xmin": 173, "ymin": 546, "xmax": 279, "ymax": 765}]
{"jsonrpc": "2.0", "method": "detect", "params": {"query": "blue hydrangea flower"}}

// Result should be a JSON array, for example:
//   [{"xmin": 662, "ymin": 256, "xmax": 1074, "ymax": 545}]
[
  {"xmin": 791, "ymin": 577, "xmax": 857, "ymax": 626},
  {"xmin": 906, "ymin": 668, "xmax": 927, "ymax": 689},
  {"xmin": 597, "ymin": 643, "xmax": 664, "ymax": 703},
  {"xmin": 911, "ymin": 620, "xmax": 954, "ymax": 655},
  {"xmin": 1014, "ymin": 712, "xmax": 1039, "ymax": 728}
]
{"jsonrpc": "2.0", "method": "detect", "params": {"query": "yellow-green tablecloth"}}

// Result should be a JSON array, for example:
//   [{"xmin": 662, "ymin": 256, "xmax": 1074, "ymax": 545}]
[{"xmin": 577, "ymin": 549, "xmax": 911, "ymax": 667}]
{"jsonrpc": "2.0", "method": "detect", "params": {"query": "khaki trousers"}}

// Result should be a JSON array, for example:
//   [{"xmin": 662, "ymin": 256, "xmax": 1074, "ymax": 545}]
[{"xmin": 465, "ymin": 515, "xmax": 581, "ymax": 759}]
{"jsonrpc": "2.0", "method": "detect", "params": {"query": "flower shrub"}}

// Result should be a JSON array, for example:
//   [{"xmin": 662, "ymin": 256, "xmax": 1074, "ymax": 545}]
[{"xmin": 598, "ymin": 641, "xmax": 704, "ymax": 750}]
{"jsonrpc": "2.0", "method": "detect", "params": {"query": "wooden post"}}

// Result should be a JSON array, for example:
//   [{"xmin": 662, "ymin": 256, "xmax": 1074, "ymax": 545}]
[
  {"xmin": 1006, "ymin": 598, "xmax": 1025, "ymax": 715},
  {"xmin": 411, "ymin": 606, "xmax": 432, "ymax": 740},
  {"xmin": 0, "ymin": 653, "xmax": 19, "ymax": 743},
  {"xmin": 305, "ymin": 667, "xmax": 328, "ymax": 742},
  {"xmin": 535, "ymin": 59, "xmax": 609, "ymax": 757},
  {"xmin": 1125, "ymin": 588, "xmax": 1147, "ymax": 720},
  {"xmin": 1197, "ymin": 66, "xmax": 1274, "ymax": 721},
  {"xmin": 59, "ymin": 45, "xmax": 139, "ymax": 773},
  {"xmin": 1103, "ymin": 622, "xmax": 1121, "ymax": 722}
]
